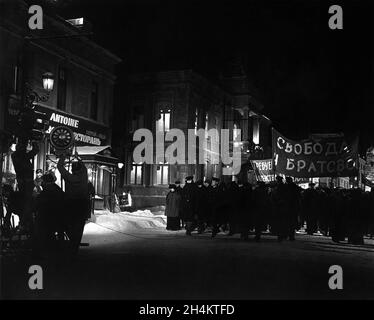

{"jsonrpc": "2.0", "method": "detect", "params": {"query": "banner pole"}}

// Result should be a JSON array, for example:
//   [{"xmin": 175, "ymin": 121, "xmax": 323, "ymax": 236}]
[{"xmin": 271, "ymin": 127, "xmax": 276, "ymax": 180}]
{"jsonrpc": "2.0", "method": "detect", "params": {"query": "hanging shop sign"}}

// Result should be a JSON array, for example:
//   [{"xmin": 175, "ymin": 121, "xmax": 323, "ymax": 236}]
[
  {"xmin": 6, "ymin": 98, "xmax": 109, "ymax": 146},
  {"xmin": 36, "ymin": 105, "xmax": 108, "ymax": 146},
  {"xmin": 272, "ymin": 129, "xmax": 358, "ymax": 178}
]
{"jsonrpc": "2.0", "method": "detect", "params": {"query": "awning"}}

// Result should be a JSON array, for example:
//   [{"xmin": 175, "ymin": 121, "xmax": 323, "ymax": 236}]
[
  {"xmin": 75, "ymin": 145, "xmax": 119, "ymax": 167},
  {"xmin": 76, "ymin": 146, "xmax": 111, "ymax": 155}
]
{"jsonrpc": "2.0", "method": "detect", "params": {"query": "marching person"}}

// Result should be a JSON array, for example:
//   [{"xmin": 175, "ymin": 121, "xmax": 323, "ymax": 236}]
[
  {"xmin": 165, "ymin": 184, "xmax": 182, "ymax": 231},
  {"xmin": 174, "ymin": 180, "xmax": 183, "ymax": 228},
  {"xmin": 271, "ymin": 176, "xmax": 288, "ymax": 242},
  {"xmin": 210, "ymin": 177, "xmax": 224, "ymax": 237},
  {"xmin": 195, "ymin": 179, "xmax": 209, "ymax": 234},
  {"xmin": 57, "ymin": 154, "xmax": 89, "ymax": 255},
  {"xmin": 181, "ymin": 176, "xmax": 198, "ymax": 236},
  {"xmin": 302, "ymin": 182, "xmax": 319, "ymax": 235},
  {"xmin": 284, "ymin": 177, "xmax": 301, "ymax": 241},
  {"xmin": 236, "ymin": 180, "xmax": 252, "ymax": 240},
  {"xmin": 252, "ymin": 181, "xmax": 270, "ymax": 241}
]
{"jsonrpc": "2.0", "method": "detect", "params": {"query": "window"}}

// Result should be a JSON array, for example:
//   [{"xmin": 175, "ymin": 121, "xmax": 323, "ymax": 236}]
[
  {"xmin": 131, "ymin": 106, "xmax": 145, "ymax": 132},
  {"xmin": 130, "ymin": 163, "xmax": 143, "ymax": 185},
  {"xmin": 57, "ymin": 67, "xmax": 67, "ymax": 110},
  {"xmin": 233, "ymin": 123, "xmax": 240, "ymax": 141},
  {"xmin": 252, "ymin": 118, "xmax": 260, "ymax": 145},
  {"xmin": 90, "ymin": 81, "xmax": 98, "ymax": 120},
  {"xmin": 156, "ymin": 162, "xmax": 169, "ymax": 185},
  {"xmin": 194, "ymin": 108, "xmax": 198, "ymax": 134},
  {"xmin": 156, "ymin": 108, "xmax": 170, "ymax": 132}
]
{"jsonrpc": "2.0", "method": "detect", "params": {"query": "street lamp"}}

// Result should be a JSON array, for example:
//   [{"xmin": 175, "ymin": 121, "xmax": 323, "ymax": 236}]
[
  {"xmin": 117, "ymin": 162, "xmax": 124, "ymax": 169},
  {"xmin": 42, "ymin": 72, "xmax": 54, "ymax": 92},
  {"xmin": 25, "ymin": 72, "xmax": 55, "ymax": 105}
]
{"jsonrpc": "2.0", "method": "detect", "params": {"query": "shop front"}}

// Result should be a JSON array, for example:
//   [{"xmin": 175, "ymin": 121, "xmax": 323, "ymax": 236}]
[{"xmin": 3, "ymin": 103, "xmax": 120, "ymax": 212}]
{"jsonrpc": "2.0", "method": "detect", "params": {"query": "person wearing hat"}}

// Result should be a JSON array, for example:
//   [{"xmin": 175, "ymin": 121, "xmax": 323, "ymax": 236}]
[
  {"xmin": 181, "ymin": 175, "xmax": 198, "ymax": 235},
  {"xmin": 174, "ymin": 180, "xmax": 183, "ymax": 227},
  {"xmin": 175, "ymin": 180, "xmax": 182, "ymax": 193},
  {"xmin": 195, "ymin": 179, "xmax": 209, "ymax": 234},
  {"xmin": 165, "ymin": 184, "xmax": 182, "ymax": 231},
  {"xmin": 210, "ymin": 177, "xmax": 226, "ymax": 237}
]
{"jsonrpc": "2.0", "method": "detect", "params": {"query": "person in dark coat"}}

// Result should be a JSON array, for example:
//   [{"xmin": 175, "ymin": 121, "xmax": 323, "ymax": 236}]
[
  {"xmin": 316, "ymin": 187, "xmax": 329, "ymax": 235},
  {"xmin": 252, "ymin": 181, "xmax": 270, "ymax": 241},
  {"xmin": 329, "ymin": 188, "xmax": 349, "ymax": 242},
  {"xmin": 181, "ymin": 176, "xmax": 198, "ymax": 235},
  {"xmin": 203, "ymin": 179, "xmax": 214, "ymax": 231},
  {"xmin": 34, "ymin": 173, "xmax": 65, "ymax": 254},
  {"xmin": 237, "ymin": 181, "xmax": 252, "ymax": 240},
  {"xmin": 302, "ymin": 182, "xmax": 319, "ymax": 235},
  {"xmin": 210, "ymin": 177, "xmax": 222, "ymax": 237},
  {"xmin": 196, "ymin": 179, "xmax": 209, "ymax": 233},
  {"xmin": 346, "ymin": 189, "xmax": 365, "ymax": 245},
  {"xmin": 284, "ymin": 177, "xmax": 301, "ymax": 241},
  {"xmin": 165, "ymin": 184, "xmax": 182, "ymax": 231},
  {"xmin": 227, "ymin": 180, "xmax": 240, "ymax": 236},
  {"xmin": 174, "ymin": 180, "xmax": 183, "ymax": 227},
  {"xmin": 271, "ymin": 176, "xmax": 289, "ymax": 241},
  {"xmin": 57, "ymin": 155, "xmax": 89, "ymax": 254}
]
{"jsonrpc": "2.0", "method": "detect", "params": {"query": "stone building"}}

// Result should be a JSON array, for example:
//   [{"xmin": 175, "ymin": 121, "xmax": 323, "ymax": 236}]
[
  {"xmin": 115, "ymin": 69, "xmax": 271, "ymax": 208},
  {"xmin": 0, "ymin": 0, "xmax": 121, "ymax": 210}
]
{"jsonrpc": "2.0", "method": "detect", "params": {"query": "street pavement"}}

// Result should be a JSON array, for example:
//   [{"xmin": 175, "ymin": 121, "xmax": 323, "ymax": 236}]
[{"xmin": 1, "ymin": 216, "xmax": 374, "ymax": 300}]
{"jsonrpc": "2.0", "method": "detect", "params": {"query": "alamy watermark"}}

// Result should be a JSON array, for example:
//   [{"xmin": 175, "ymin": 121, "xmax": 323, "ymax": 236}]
[{"xmin": 133, "ymin": 128, "xmax": 242, "ymax": 176}]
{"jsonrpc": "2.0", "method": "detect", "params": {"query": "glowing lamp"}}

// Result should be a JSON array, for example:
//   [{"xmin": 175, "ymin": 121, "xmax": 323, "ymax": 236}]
[{"xmin": 42, "ymin": 72, "xmax": 54, "ymax": 92}]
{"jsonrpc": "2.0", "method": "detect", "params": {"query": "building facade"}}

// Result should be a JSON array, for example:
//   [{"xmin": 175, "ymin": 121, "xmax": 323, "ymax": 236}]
[
  {"xmin": 116, "ymin": 69, "xmax": 271, "ymax": 208},
  {"xmin": 0, "ymin": 0, "xmax": 121, "ymax": 210}
]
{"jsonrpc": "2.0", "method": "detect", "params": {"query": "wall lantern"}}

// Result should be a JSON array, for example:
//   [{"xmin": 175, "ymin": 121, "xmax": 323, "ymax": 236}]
[
  {"xmin": 42, "ymin": 72, "xmax": 54, "ymax": 92},
  {"xmin": 117, "ymin": 162, "xmax": 124, "ymax": 169}
]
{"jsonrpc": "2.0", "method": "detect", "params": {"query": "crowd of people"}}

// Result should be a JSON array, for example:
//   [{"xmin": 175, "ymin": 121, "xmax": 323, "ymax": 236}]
[
  {"xmin": 165, "ymin": 175, "xmax": 374, "ymax": 245},
  {"xmin": 1, "ymin": 146, "xmax": 94, "ymax": 256}
]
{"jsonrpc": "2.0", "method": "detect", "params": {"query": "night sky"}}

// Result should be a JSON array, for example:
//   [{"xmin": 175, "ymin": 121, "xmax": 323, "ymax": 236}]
[{"xmin": 58, "ymin": 0, "xmax": 374, "ymax": 154}]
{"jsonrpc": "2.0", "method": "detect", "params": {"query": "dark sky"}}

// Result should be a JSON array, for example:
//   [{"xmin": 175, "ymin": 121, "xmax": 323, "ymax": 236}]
[{"xmin": 59, "ymin": 0, "xmax": 374, "ymax": 154}]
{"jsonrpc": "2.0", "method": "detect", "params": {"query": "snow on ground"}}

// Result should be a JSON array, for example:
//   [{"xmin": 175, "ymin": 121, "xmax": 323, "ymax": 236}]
[{"xmin": 84, "ymin": 208, "xmax": 167, "ymax": 236}]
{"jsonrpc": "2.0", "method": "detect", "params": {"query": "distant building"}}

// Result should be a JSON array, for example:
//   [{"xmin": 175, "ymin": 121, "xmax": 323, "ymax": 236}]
[
  {"xmin": 115, "ymin": 69, "xmax": 271, "ymax": 208},
  {"xmin": 0, "ymin": 0, "xmax": 121, "ymax": 210},
  {"xmin": 362, "ymin": 147, "xmax": 374, "ymax": 191}
]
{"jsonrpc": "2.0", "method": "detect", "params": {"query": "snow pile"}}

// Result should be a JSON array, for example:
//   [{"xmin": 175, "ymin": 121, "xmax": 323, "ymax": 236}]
[
  {"xmin": 121, "ymin": 209, "xmax": 154, "ymax": 217},
  {"xmin": 84, "ymin": 209, "xmax": 167, "ymax": 235}
]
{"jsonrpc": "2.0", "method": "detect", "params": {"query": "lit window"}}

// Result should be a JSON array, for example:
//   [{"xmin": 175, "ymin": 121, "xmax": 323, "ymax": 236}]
[
  {"xmin": 156, "ymin": 162, "xmax": 169, "ymax": 185},
  {"xmin": 156, "ymin": 109, "xmax": 171, "ymax": 132},
  {"xmin": 253, "ymin": 118, "xmax": 260, "ymax": 145},
  {"xmin": 130, "ymin": 163, "xmax": 143, "ymax": 185},
  {"xmin": 233, "ymin": 123, "xmax": 240, "ymax": 141},
  {"xmin": 194, "ymin": 108, "xmax": 198, "ymax": 134}
]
